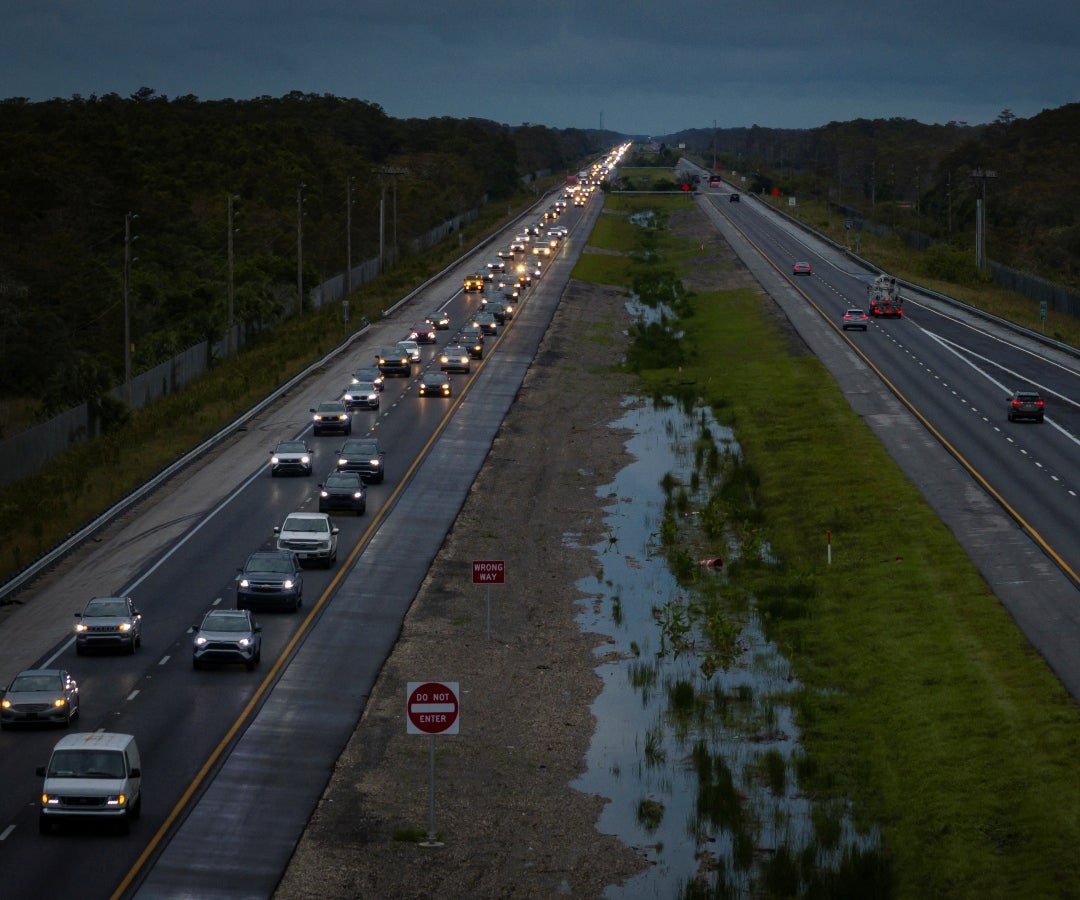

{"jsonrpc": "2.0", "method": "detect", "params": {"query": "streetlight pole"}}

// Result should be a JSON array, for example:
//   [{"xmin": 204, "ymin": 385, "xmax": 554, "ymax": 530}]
[
  {"xmin": 970, "ymin": 168, "xmax": 997, "ymax": 271},
  {"xmin": 227, "ymin": 195, "xmax": 236, "ymax": 357},
  {"xmin": 296, "ymin": 183, "xmax": 306, "ymax": 315},
  {"xmin": 345, "ymin": 176, "xmax": 353, "ymax": 295},
  {"xmin": 123, "ymin": 212, "xmax": 137, "ymax": 406}
]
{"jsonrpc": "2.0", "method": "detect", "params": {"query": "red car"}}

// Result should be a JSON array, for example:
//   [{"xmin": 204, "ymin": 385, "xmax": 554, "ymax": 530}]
[
  {"xmin": 793, "ymin": 261, "xmax": 812, "ymax": 276},
  {"xmin": 841, "ymin": 308, "xmax": 869, "ymax": 331},
  {"xmin": 409, "ymin": 323, "xmax": 437, "ymax": 344}
]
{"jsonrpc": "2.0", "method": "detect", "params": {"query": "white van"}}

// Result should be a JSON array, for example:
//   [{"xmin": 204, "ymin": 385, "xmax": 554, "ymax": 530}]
[{"xmin": 37, "ymin": 732, "xmax": 142, "ymax": 834}]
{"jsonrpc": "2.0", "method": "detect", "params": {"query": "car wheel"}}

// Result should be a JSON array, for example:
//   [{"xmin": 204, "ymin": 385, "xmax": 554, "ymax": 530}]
[
  {"xmin": 245, "ymin": 658, "xmax": 257, "ymax": 671},
  {"xmin": 63, "ymin": 708, "xmax": 72, "ymax": 728},
  {"xmin": 1037, "ymin": 414, "xmax": 1044, "ymax": 423},
  {"xmin": 129, "ymin": 637, "xmax": 137, "ymax": 655},
  {"xmin": 130, "ymin": 795, "xmax": 142, "ymax": 821},
  {"xmin": 270, "ymin": 469, "xmax": 278, "ymax": 478},
  {"xmin": 359, "ymin": 503, "xmax": 367, "ymax": 515}
]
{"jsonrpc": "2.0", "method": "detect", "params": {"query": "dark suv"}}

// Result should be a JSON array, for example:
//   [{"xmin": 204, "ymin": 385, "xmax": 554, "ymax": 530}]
[
  {"xmin": 236, "ymin": 550, "xmax": 304, "ymax": 612},
  {"xmin": 1006, "ymin": 390, "xmax": 1045, "ymax": 423},
  {"xmin": 337, "ymin": 437, "xmax": 385, "ymax": 483}
]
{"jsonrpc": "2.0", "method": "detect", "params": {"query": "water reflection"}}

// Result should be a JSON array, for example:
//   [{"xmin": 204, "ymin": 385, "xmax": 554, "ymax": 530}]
[{"xmin": 573, "ymin": 397, "xmax": 878, "ymax": 898}]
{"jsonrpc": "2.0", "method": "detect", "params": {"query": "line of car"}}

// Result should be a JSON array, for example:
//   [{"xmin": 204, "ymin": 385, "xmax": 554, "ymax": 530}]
[{"xmin": 3, "ymin": 189, "xmax": 558, "ymax": 842}]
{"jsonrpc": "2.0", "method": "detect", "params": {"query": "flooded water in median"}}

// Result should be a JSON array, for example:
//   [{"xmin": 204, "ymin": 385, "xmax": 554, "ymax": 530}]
[{"xmin": 571, "ymin": 397, "xmax": 877, "ymax": 898}]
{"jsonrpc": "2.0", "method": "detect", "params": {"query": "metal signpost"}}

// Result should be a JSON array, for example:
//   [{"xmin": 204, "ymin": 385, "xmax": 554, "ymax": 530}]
[
  {"xmin": 407, "ymin": 681, "xmax": 460, "ymax": 847},
  {"xmin": 472, "ymin": 559, "xmax": 505, "ymax": 640}
]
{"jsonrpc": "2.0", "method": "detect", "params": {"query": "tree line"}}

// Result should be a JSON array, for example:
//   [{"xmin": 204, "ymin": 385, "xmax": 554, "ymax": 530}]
[
  {"xmin": 668, "ymin": 104, "xmax": 1080, "ymax": 289},
  {"xmin": 0, "ymin": 89, "xmax": 612, "ymax": 416}
]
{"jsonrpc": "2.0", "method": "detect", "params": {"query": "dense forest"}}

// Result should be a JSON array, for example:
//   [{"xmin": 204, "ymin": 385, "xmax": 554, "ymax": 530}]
[
  {"xmin": 0, "ymin": 89, "xmax": 613, "ymax": 412},
  {"xmin": 662, "ymin": 104, "xmax": 1080, "ymax": 288}
]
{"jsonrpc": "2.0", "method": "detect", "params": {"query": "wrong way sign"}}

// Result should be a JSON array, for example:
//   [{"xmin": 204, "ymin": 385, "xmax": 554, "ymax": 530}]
[
  {"xmin": 406, "ymin": 681, "xmax": 460, "ymax": 735},
  {"xmin": 472, "ymin": 560, "xmax": 504, "ymax": 584}
]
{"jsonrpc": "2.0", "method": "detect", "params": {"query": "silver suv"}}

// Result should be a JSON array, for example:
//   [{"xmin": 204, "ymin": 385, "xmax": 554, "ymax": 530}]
[{"xmin": 74, "ymin": 596, "xmax": 142, "ymax": 655}]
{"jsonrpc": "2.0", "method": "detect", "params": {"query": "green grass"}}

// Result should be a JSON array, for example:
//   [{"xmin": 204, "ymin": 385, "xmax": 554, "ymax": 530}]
[{"xmin": 587, "ymin": 197, "xmax": 1080, "ymax": 897}]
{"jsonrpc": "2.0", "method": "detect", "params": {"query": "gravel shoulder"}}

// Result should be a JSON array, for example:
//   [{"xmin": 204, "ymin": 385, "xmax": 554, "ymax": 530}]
[{"xmin": 274, "ymin": 276, "xmax": 652, "ymax": 899}]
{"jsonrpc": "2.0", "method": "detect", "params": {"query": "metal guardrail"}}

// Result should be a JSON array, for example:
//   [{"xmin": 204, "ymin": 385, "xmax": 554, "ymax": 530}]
[
  {"xmin": 0, "ymin": 187, "xmax": 568, "ymax": 607},
  {"xmin": 686, "ymin": 161, "xmax": 1080, "ymax": 363}
]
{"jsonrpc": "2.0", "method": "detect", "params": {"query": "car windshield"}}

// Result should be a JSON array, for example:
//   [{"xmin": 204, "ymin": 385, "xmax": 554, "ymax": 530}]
[
  {"xmin": 48, "ymin": 750, "xmax": 126, "ymax": 779},
  {"xmin": 325, "ymin": 474, "xmax": 359, "ymax": 488},
  {"xmin": 246, "ymin": 555, "xmax": 293, "ymax": 574},
  {"xmin": 276, "ymin": 441, "xmax": 307, "ymax": 453},
  {"xmin": 343, "ymin": 440, "xmax": 378, "ymax": 456},
  {"xmin": 351, "ymin": 382, "xmax": 375, "ymax": 393},
  {"xmin": 317, "ymin": 403, "xmax": 343, "ymax": 413},
  {"xmin": 9, "ymin": 673, "xmax": 62, "ymax": 692},
  {"xmin": 203, "ymin": 614, "xmax": 250, "ymax": 632},
  {"xmin": 423, "ymin": 375, "xmax": 446, "ymax": 384},
  {"xmin": 84, "ymin": 599, "xmax": 129, "ymax": 617},
  {"xmin": 282, "ymin": 517, "xmax": 329, "ymax": 533}
]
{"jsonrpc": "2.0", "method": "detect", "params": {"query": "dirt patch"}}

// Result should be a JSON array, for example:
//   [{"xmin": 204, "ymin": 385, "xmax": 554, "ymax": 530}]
[
  {"xmin": 274, "ymin": 206, "xmax": 774, "ymax": 899},
  {"xmin": 274, "ymin": 278, "xmax": 650, "ymax": 899}
]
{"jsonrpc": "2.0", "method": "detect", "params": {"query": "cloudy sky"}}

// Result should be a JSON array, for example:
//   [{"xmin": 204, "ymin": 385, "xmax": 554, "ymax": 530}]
[{"xmin": 2, "ymin": 1, "xmax": 1076, "ymax": 135}]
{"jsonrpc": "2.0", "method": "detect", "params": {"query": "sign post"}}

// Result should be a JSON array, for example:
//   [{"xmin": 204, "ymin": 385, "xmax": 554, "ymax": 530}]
[
  {"xmin": 472, "ymin": 560, "xmax": 505, "ymax": 640},
  {"xmin": 407, "ymin": 681, "xmax": 460, "ymax": 847}
]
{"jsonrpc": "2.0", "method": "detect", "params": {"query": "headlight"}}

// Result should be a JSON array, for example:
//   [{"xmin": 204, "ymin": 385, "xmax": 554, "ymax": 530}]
[
  {"xmin": 313, "ymin": 415, "xmax": 321, "ymax": 422},
  {"xmin": 238, "ymin": 638, "xmax": 251, "ymax": 648},
  {"xmin": 320, "ymin": 490, "xmax": 330, "ymax": 498},
  {"xmin": 118, "ymin": 623, "xmax": 132, "ymax": 632},
  {"xmin": 353, "ymin": 492, "xmax": 363, "ymax": 499},
  {"xmin": 106, "ymin": 794, "xmax": 127, "ymax": 808},
  {"xmin": 75, "ymin": 623, "xmax": 88, "ymax": 633},
  {"xmin": 301, "ymin": 455, "xmax": 310, "ymax": 464},
  {"xmin": 369, "ymin": 459, "xmax": 380, "ymax": 467},
  {"xmin": 1, "ymin": 698, "xmax": 11, "ymax": 709},
  {"xmin": 239, "ymin": 578, "xmax": 251, "ymax": 588},
  {"xmin": 271, "ymin": 456, "xmax": 281, "ymax": 464},
  {"xmin": 194, "ymin": 636, "xmax": 208, "ymax": 647},
  {"xmin": 338, "ymin": 457, "xmax": 348, "ymax": 466},
  {"xmin": 53, "ymin": 698, "xmax": 67, "ymax": 708},
  {"xmin": 282, "ymin": 579, "xmax": 295, "ymax": 590}
]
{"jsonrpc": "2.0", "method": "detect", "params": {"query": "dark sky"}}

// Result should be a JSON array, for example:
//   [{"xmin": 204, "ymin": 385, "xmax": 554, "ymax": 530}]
[{"xmin": 3, "ymin": 1, "xmax": 1076, "ymax": 134}]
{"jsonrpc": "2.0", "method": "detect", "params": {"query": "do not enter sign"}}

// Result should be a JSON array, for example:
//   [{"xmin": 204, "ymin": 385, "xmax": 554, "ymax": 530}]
[{"xmin": 407, "ymin": 681, "xmax": 460, "ymax": 735}]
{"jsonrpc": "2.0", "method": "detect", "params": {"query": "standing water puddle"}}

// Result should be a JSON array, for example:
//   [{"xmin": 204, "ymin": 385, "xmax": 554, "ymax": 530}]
[{"xmin": 571, "ymin": 398, "xmax": 877, "ymax": 898}]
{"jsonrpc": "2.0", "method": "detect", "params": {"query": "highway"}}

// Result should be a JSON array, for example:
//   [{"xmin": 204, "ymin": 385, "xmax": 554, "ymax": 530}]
[
  {"xmin": 3, "ymin": 150, "xmax": 1079, "ymax": 896},
  {"xmin": 692, "ymin": 172, "xmax": 1080, "ymax": 699},
  {"xmin": 0, "ymin": 169, "xmax": 610, "ymax": 899}
]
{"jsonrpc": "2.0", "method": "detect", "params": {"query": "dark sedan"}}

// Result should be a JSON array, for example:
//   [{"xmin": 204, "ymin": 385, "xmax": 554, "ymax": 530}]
[
  {"xmin": 418, "ymin": 372, "xmax": 452, "ymax": 398},
  {"xmin": 1, "ymin": 669, "xmax": 80, "ymax": 728},
  {"xmin": 1006, "ymin": 389, "xmax": 1045, "ymax": 423},
  {"xmin": 319, "ymin": 471, "xmax": 367, "ymax": 514}
]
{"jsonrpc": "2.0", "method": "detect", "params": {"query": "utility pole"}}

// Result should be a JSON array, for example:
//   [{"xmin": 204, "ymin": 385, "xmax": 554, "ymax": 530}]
[
  {"xmin": 123, "ymin": 212, "xmax": 137, "ymax": 406},
  {"xmin": 970, "ymin": 168, "xmax": 997, "ymax": 271},
  {"xmin": 296, "ymin": 183, "xmax": 305, "ymax": 314},
  {"xmin": 712, "ymin": 119, "xmax": 717, "ymax": 170},
  {"xmin": 345, "ymin": 176, "xmax": 353, "ymax": 295},
  {"xmin": 373, "ymin": 167, "xmax": 408, "ymax": 273},
  {"xmin": 226, "ymin": 195, "xmax": 236, "ymax": 357}
]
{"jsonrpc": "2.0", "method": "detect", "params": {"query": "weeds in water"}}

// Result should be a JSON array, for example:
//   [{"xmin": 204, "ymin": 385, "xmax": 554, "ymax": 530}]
[{"xmin": 637, "ymin": 797, "xmax": 665, "ymax": 832}]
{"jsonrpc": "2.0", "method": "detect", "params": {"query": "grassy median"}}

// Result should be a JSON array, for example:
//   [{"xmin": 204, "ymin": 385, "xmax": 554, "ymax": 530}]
[{"xmin": 574, "ymin": 194, "xmax": 1080, "ymax": 898}]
